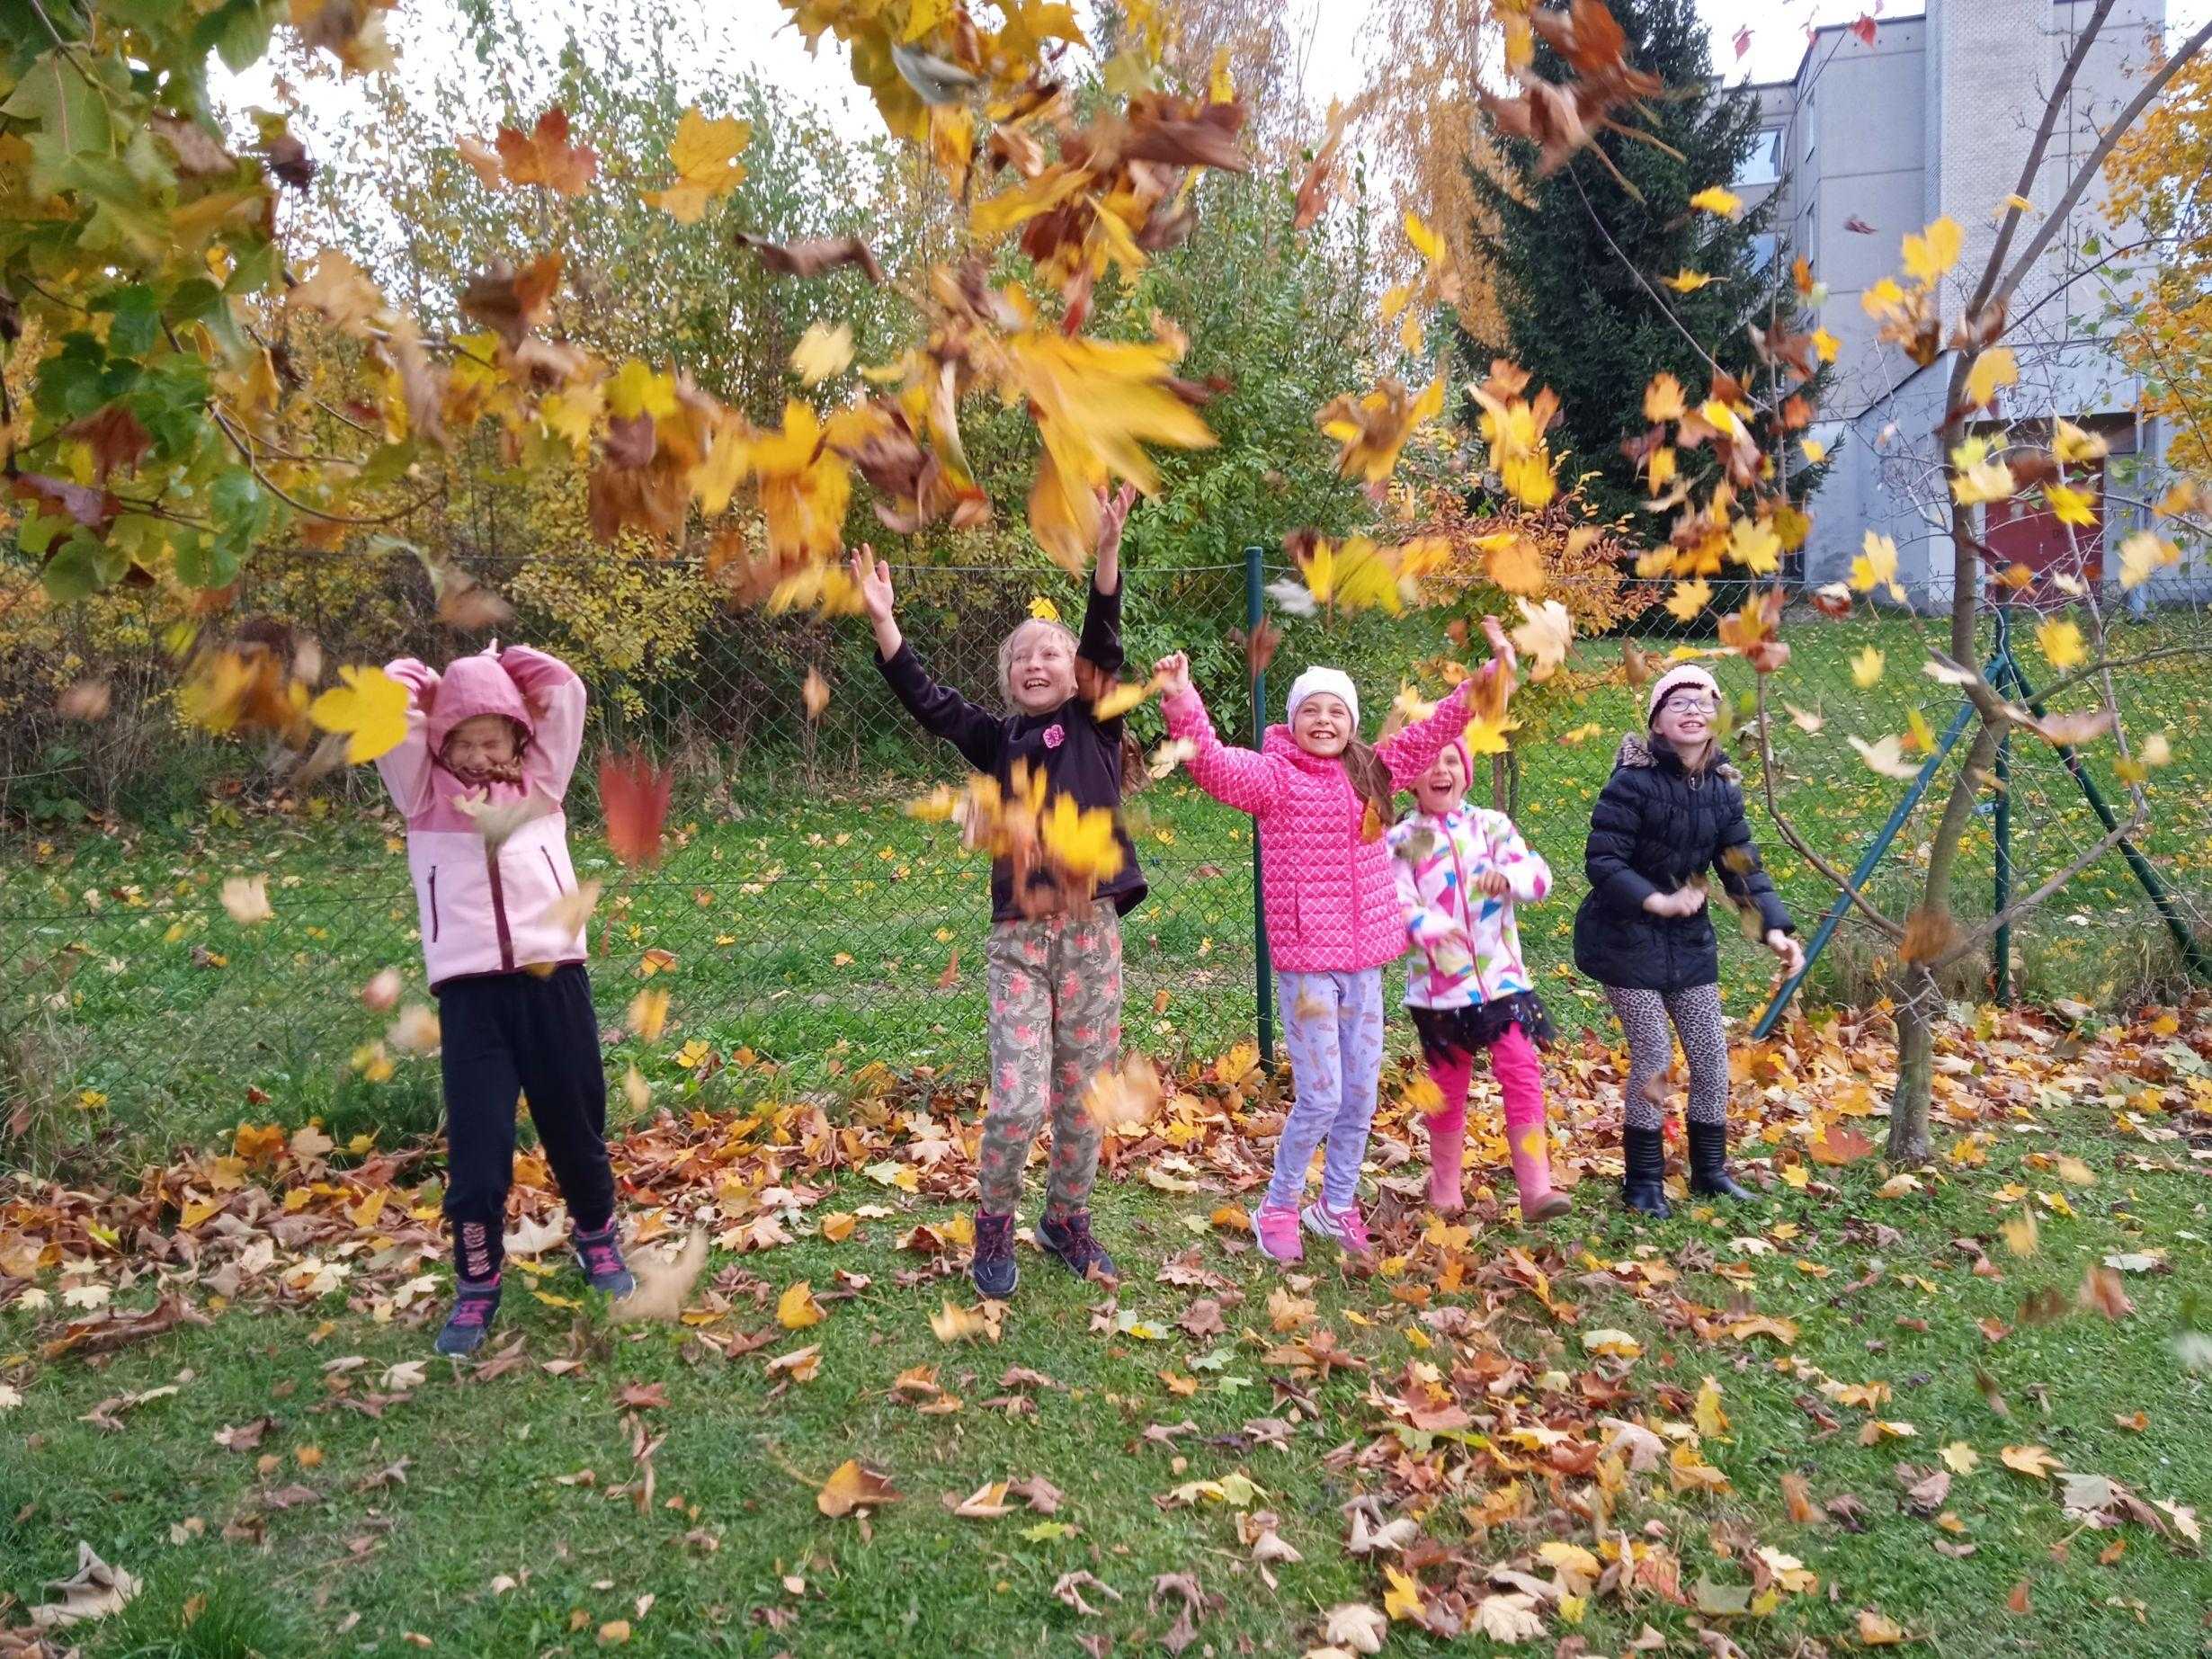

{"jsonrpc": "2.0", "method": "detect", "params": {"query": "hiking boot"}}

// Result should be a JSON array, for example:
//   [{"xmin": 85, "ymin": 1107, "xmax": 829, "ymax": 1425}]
[
  {"xmin": 435, "ymin": 1279, "xmax": 502, "ymax": 1357},
  {"xmin": 1622, "ymin": 1127, "xmax": 1672, "ymax": 1219},
  {"xmin": 1037, "ymin": 1210, "xmax": 1119, "ymax": 1285},
  {"xmin": 1252, "ymin": 1200, "xmax": 1304, "ymax": 1264},
  {"xmin": 1687, "ymin": 1120, "xmax": 1754, "ymax": 1201},
  {"xmin": 1300, "ymin": 1200, "xmax": 1374, "ymax": 1258},
  {"xmin": 573, "ymin": 1220, "xmax": 637, "ymax": 1296},
  {"xmin": 970, "ymin": 1210, "xmax": 1019, "ymax": 1299}
]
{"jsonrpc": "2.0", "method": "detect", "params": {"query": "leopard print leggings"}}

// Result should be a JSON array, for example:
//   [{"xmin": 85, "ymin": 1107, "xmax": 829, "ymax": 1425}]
[{"xmin": 1605, "ymin": 982, "xmax": 1731, "ymax": 1130}]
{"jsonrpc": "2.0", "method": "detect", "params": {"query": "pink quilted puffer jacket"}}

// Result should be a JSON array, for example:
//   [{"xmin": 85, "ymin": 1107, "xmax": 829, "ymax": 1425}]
[
  {"xmin": 1163, "ymin": 673, "xmax": 1476, "ymax": 974},
  {"xmin": 375, "ymin": 645, "xmax": 590, "ymax": 987}
]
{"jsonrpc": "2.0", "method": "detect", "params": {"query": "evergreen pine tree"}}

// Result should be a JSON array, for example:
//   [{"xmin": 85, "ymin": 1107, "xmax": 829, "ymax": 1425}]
[{"xmin": 1462, "ymin": 0, "xmax": 1829, "ymax": 531}]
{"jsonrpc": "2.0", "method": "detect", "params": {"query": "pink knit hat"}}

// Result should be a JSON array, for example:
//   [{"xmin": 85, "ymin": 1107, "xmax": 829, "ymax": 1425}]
[
  {"xmin": 424, "ymin": 647, "xmax": 534, "ymax": 755},
  {"xmin": 1646, "ymin": 663, "xmax": 1721, "ymax": 725}
]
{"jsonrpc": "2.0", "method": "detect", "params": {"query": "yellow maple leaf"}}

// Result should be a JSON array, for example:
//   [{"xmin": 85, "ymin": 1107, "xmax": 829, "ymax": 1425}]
[
  {"xmin": 2034, "ymin": 618, "xmax": 2086, "ymax": 671},
  {"xmin": 1727, "ymin": 517, "xmax": 1780, "ymax": 575},
  {"xmin": 1799, "ymin": 436, "xmax": 1827, "ymax": 464},
  {"xmin": 1041, "ymin": 793, "xmax": 1126, "ymax": 885},
  {"xmin": 1902, "ymin": 215, "xmax": 1963, "ymax": 286},
  {"xmin": 1965, "ymin": 346, "xmax": 2018, "ymax": 408},
  {"xmin": 1383, "ymin": 1566, "xmax": 1426, "ymax": 1621},
  {"xmin": 1663, "ymin": 578, "xmax": 1712, "ymax": 622},
  {"xmin": 1850, "ymin": 735, "xmax": 1922, "ymax": 780},
  {"xmin": 2052, "ymin": 418, "xmax": 2109, "ymax": 464},
  {"xmin": 1812, "ymin": 326, "xmax": 1840, "ymax": 362},
  {"xmin": 1851, "ymin": 530, "xmax": 1903, "ymax": 599},
  {"xmin": 1949, "ymin": 435, "xmax": 2015, "ymax": 505},
  {"xmin": 2042, "ymin": 482, "xmax": 2096, "ymax": 527},
  {"xmin": 308, "ymin": 666, "xmax": 410, "ymax": 763},
  {"xmin": 1644, "ymin": 371, "xmax": 1686, "ymax": 423},
  {"xmin": 789, "ymin": 320, "xmax": 853, "ymax": 387},
  {"xmin": 641, "ymin": 107, "xmax": 752, "ymax": 222},
  {"xmin": 2116, "ymin": 530, "xmax": 2178, "ymax": 591},
  {"xmin": 1404, "ymin": 210, "xmax": 1446, "ymax": 264},
  {"xmin": 1028, "ymin": 595, "xmax": 1061, "ymax": 621},
  {"xmin": 1662, "ymin": 269, "xmax": 1715, "ymax": 292},
  {"xmin": 1851, "ymin": 647, "xmax": 1886, "ymax": 688},
  {"xmin": 605, "ymin": 358, "xmax": 679, "ymax": 422},
  {"xmin": 777, "ymin": 1280, "xmax": 825, "ymax": 1329},
  {"xmin": 1689, "ymin": 184, "xmax": 1742, "ymax": 218}
]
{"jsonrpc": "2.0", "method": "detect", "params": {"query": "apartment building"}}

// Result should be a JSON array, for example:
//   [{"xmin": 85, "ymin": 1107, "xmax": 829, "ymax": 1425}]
[{"xmin": 1731, "ymin": 0, "xmax": 2181, "ymax": 597}]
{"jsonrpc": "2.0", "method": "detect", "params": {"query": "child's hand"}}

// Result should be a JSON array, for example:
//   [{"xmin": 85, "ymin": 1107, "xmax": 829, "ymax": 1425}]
[
  {"xmin": 1096, "ymin": 481, "xmax": 1137, "ymax": 554},
  {"xmin": 1154, "ymin": 651, "xmax": 1191, "ymax": 696},
  {"xmin": 1765, "ymin": 929, "xmax": 1805, "ymax": 977},
  {"xmin": 1481, "ymin": 614, "xmax": 1517, "ymax": 672},
  {"xmin": 850, "ymin": 542, "xmax": 896, "ymax": 622},
  {"xmin": 1475, "ymin": 870, "xmax": 1512, "ymax": 899},
  {"xmin": 1643, "ymin": 885, "xmax": 1706, "ymax": 919}
]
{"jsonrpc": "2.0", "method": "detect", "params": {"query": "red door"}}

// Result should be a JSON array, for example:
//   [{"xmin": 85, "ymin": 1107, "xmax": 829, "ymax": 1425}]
[{"xmin": 1985, "ymin": 460, "xmax": 2102, "ymax": 600}]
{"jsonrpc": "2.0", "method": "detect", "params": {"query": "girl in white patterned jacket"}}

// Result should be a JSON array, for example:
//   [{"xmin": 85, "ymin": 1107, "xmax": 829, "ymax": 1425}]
[{"xmin": 1389, "ymin": 735, "xmax": 1567, "ymax": 1222}]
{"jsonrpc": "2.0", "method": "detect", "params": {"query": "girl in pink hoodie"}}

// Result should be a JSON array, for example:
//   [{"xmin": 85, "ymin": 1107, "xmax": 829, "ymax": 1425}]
[
  {"xmin": 1155, "ymin": 640, "xmax": 1497, "ymax": 1263},
  {"xmin": 376, "ymin": 643, "xmax": 632, "ymax": 1355}
]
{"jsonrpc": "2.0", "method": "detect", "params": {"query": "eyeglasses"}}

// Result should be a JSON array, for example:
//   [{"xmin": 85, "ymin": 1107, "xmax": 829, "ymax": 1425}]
[{"xmin": 1660, "ymin": 694, "xmax": 1718, "ymax": 715}]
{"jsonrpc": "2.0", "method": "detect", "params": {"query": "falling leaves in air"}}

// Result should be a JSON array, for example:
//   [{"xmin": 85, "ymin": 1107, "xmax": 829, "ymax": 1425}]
[
  {"xmin": 641, "ymin": 108, "xmax": 752, "ymax": 222},
  {"xmin": 308, "ymin": 666, "xmax": 411, "ymax": 764},
  {"xmin": 598, "ymin": 752, "xmax": 673, "ymax": 867}
]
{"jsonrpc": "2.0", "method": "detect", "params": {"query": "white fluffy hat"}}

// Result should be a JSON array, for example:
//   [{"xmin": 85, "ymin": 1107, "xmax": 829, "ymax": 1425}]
[{"xmin": 1286, "ymin": 666, "xmax": 1360, "ymax": 729}]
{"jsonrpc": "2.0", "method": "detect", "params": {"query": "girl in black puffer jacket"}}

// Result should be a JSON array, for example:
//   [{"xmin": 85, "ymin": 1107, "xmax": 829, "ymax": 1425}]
[{"xmin": 1574, "ymin": 664, "xmax": 1801, "ymax": 1217}]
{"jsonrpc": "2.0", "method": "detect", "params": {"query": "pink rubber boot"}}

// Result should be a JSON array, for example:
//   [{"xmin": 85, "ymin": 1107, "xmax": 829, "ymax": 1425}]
[
  {"xmin": 1495, "ymin": 1025, "xmax": 1570, "ymax": 1223},
  {"xmin": 1424, "ymin": 1050, "xmax": 1472, "ymax": 1215}
]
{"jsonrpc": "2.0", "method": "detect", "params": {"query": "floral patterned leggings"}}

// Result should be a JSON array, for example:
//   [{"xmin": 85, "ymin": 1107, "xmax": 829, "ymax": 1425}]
[{"xmin": 977, "ymin": 912, "xmax": 1124, "ymax": 1218}]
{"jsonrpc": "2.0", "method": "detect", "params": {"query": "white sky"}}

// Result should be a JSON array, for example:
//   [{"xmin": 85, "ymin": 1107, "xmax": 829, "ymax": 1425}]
[{"xmin": 244, "ymin": 1, "xmax": 2212, "ymax": 192}]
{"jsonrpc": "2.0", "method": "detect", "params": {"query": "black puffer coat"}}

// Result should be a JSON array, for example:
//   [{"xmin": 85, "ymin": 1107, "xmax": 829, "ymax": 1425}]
[{"xmin": 1573, "ymin": 735, "xmax": 1793, "ymax": 993}]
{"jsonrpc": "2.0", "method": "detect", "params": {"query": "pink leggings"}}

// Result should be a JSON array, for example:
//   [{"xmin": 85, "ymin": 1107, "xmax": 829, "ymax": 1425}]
[{"xmin": 1424, "ymin": 1022, "xmax": 1546, "ymax": 1139}]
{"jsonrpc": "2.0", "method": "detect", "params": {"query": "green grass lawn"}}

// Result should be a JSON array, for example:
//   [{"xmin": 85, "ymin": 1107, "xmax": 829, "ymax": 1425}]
[
  {"xmin": 4, "ymin": 1056, "xmax": 2208, "ymax": 1655},
  {"xmin": 4, "ymin": 610, "xmax": 2209, "ymax": 1161}
]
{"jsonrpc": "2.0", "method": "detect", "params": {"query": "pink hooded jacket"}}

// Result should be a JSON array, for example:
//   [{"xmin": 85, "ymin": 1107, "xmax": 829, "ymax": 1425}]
[
  {"xmin": 375, "ymin": 644, "xmax": 590, "ymax": 988},
  {"xmin": 1163, "ymin": 673, "xmax": 1477, "ymax": 975}
]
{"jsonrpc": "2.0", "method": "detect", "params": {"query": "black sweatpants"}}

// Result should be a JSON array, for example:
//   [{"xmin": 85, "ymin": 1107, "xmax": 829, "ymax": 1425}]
[{"xmin": 437, "ymin": 964, "xmax": 616, "ymax": 1281}]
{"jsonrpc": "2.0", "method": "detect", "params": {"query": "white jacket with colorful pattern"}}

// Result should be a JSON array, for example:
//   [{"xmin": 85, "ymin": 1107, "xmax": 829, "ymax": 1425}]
[{"xmin": 1387, "ymin": 804, "xmax": 1550, "ymax": 1010}]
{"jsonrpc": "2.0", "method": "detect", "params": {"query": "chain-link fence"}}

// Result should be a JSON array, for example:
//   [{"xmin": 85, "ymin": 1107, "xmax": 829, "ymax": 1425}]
[{"xmin": 4, "ymin": 546, "xmax": 2210, "ymax": 1155}]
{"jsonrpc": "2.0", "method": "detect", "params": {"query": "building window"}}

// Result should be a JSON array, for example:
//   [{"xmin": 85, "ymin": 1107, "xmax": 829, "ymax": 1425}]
[
  {"xmin": 1749, "ymin": 233, "xmax": 1779, "ymax": 274},
  {"xmin": 1736, "ymin": 128, "xmax": 1784, "ymax": 187}
]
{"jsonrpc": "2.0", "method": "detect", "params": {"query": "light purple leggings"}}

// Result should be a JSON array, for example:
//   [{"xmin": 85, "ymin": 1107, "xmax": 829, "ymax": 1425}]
[{"xmin": 1268, "ymin": 968, "xmax": 1387, "ymax": 1209}]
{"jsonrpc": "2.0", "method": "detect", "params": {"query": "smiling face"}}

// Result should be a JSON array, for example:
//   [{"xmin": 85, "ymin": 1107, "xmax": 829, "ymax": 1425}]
[
  {"xmin": 1651, "ymin": 684, "xmax": 1717, "ymax": 755},
  {"xmin": 1291, "ymin": 691, "xmax": 1353, "ymax": 757},
  {"xmin": 443, "ymin": 713, "xmax": 522, "ymax": 779},
  {"xmin": 1414, "ymin": 743, "xmax": 1468, "ymax": 815},
  {"xmin": 1000, "ymin": 620, "xmax": 1077, "ymax": 715}
]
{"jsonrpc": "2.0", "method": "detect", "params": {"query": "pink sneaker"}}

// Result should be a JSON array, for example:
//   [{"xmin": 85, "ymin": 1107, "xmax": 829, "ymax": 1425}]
[
  {"xmin": 1253, "ymin": 1200, "xmax": 1304, "ymax": 1263},
  {"xmin": 1301, "ymin": 1200, "xmax": 1373, "ymax": 1257}
]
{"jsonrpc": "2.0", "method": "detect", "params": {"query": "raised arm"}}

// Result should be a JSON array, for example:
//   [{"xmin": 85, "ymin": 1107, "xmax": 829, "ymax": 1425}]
[
  {"xmin": 1482, "ymin": 811, "xmax": 1553, "ymax": 905},
  {"xmin": 374, "ymin": 658, "xmax": 440, "ymax": 818},
  {"xmin": 1583, "ymin": 770, "xmax": 1659, "ymax": 917},
  {"xmin": 1376, "ymin": 673, "xmax": 1477, "ymax": 789},
  {"xmin": 1157, "ymin": 654, "xmax": 1287, "ymax": 818},
  {"xmin": 500, "ymin": 644, "xmax": 587, "ymax": 802},
  {"xmin": 854, "ymin": 542, "xmax": 1005, "ymax": 773}
]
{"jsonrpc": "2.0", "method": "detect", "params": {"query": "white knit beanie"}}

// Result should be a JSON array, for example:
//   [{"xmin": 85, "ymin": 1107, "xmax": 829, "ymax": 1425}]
[
  {"xmin": 1286, "ymin": 666, "xmax": 1360, "ymax": 729},
  {"xmin": 1646, "ymin": 663, "xmax": 1721, "ymax": 724}
]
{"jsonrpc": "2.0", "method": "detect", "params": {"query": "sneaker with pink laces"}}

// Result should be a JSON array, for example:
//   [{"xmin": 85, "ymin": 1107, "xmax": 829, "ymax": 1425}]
[
  {"xmin": 1252, "ymin": 1200, "xmax": 1304, "ymax": 1263},
  {"xmin": 1300, "ymin": 1200, "xmax": 1372, "ymax": 1257}
]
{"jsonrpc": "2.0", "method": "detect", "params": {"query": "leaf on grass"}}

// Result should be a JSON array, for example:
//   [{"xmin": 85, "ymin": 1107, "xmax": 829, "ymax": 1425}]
[
  {"xmin": 1999, "ymin": 1443, "xmax": 2061, "ymax": 1479},
  {"xmin": 776, "ymin": 1281, "xmax": 825, "ymax": 1330},
  {"xmin": 816, "ymin": 1458, "xmax": 898, "ymax": 1518}
]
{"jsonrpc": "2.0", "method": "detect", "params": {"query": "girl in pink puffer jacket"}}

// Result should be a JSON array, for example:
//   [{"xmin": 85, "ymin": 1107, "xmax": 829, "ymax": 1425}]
[
  {"xmin": 376, "ymin": 643, "xmax": 632, "ymax": 1356},
  {"xmin": 1155, "ymin": 632, "xmax": 1505, "ymax": 1265}
]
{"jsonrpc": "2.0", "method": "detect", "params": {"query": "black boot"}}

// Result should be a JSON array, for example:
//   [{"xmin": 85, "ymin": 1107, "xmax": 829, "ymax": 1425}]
[
  {"xmin": 1621, "ymin": 1127, "xmax": 1672, "ymax": 1218},
  {"xmin": 1688, "ymin": 1120, "xmax": 1753, "ymax": 1200}
]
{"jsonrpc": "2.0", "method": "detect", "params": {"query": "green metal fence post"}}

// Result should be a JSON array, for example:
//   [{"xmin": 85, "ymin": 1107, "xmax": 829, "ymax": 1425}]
[
  {"xmin": 1751, "ymin": 691, "xmax": 1983, "ymax": 1041},
  {"xmin": 1244, "ymin": 543, "xmax": 1275, "ymax": 1066},
  {"xmin": 1992, "ymin": 606, "xmax": 2013, "ymax": 1003},
  {"xmin": 2003, "ymin": 655, "xmax": 2212, "ymax": 984}
]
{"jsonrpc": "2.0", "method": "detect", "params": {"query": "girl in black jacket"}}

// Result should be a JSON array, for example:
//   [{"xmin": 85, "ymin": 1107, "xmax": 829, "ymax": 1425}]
[{"xmin": 1574, "ymin": 664, "xmax": 1802, "ymax": 1216}]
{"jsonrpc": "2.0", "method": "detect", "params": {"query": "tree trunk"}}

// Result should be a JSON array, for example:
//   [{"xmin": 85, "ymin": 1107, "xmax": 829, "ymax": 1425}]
[{"xmin": 1886, "ymin": 964, "xmax": 1938, "ymax": 1164}]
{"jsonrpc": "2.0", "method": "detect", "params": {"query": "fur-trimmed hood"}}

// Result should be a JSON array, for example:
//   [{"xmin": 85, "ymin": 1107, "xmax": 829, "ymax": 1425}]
[{"xmin": 1611, "ymin": 732, "xmax": 1740, "ymax": 784}]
